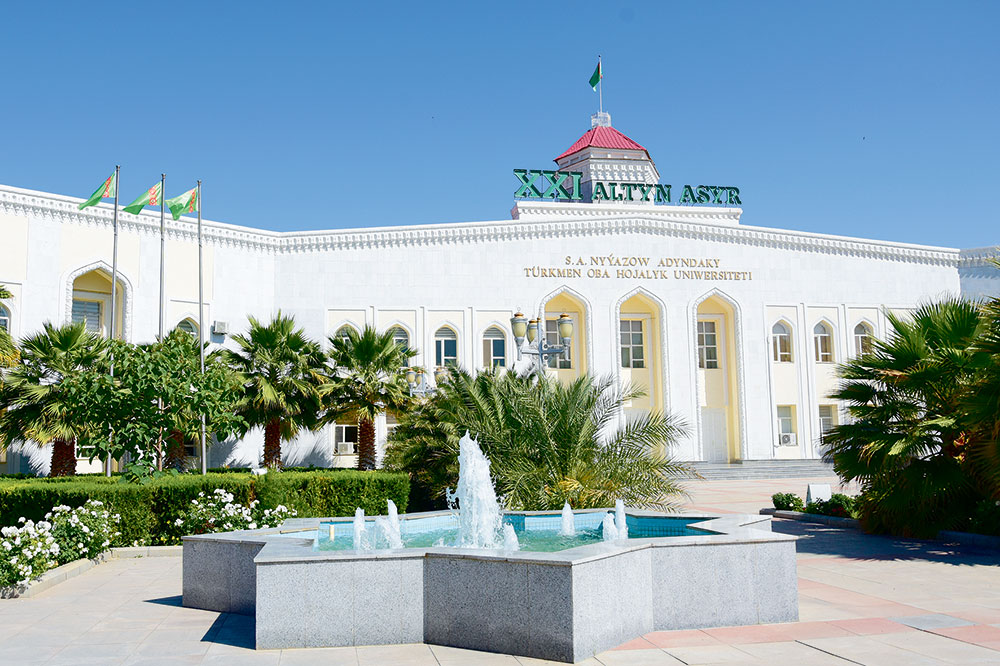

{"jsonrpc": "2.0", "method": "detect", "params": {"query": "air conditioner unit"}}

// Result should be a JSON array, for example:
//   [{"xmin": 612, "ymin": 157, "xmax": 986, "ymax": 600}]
[
  {"xmin": 212, "ymin": 320, "xmax": 229, "ymax": 336},
  {"xmin": 778, "ymin": 433, "xmax": 797, "ymax": 447}
]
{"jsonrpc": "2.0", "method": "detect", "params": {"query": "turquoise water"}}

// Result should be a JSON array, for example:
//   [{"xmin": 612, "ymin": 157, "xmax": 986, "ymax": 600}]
[{"xmin": 310, "ymin": 512, "xmax": 714, "ymax": 553}]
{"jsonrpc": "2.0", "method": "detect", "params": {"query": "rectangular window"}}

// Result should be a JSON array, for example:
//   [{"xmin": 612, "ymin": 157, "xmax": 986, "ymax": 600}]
[
  {"xmin": 435, "ymin": 338, "xmax": 457, "ymax": 366},
  {"xmin": 620, "ymin": 319, "xmax": 645, "ymax": 368},
  {"xmin": 71, "ymin": 299, "xmax": 102, "ymax": 333},
  {"xmin": 776, "ymin": 405, "xmax": 795, "ymax": 434},
  {"xmin": 545, "ymin": 319, "xmax": 572, "ymax": 369},
  {"xmin": 814, "ymin": 327, "xmax": 834, "ymax": 363},
  {"xmin": 697, "ymin": 320, "xmax": 719, "ymax": 369},
  {"xmin": 482, "ymin": 337, "xmax": 506, "ymax": 368},
  {"xmin": 334, "ymin": 425, "xmax": 359, "ymax": 455},
  {"xmin": 818, "ymin": 405, "xmax": 836, "ymax": 439}
]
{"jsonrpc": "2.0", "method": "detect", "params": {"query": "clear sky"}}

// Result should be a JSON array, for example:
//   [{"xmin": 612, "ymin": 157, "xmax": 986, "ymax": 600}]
[{"xmin": 2, "ymin": 2, "xmax": 997, "ymax": 248}]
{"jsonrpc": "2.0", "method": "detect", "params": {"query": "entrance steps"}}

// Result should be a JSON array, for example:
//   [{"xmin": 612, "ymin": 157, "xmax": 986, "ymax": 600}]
[{"xmin": 692, "ymin": 459, "xmax": 836, "ymax": 480}]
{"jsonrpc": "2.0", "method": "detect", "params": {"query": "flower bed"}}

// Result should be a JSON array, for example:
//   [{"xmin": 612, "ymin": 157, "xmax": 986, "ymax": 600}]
[
  {"xmin": 1, "ymin": 499, "xmax": 119, "ymax": 591},
  {"xmin": 0, "ymin": 470, "xmax": 409, "ymax": 546}
]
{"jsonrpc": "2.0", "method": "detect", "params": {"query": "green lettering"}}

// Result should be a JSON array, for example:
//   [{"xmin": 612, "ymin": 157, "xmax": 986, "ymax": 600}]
[
  {"xmin": 513, "ymin": 169, "xmax": 542, "ymax": 198},
  {"xmin": 696, "ymin": 186, "xmax": 710, "ymax": 204},
  {"xmin": 655, "ymin": 184, "xmax": 671, "ymax": 203},
  {"xmin": 680, "ymin": 185, "xmax": 697, "ymax": 204},
  {"xmin": 593, "ymin": 182, "xmax": 609, "ymax": 201},
  {"xmin": 727, "ymin": 187, "xmax": 742, "ymax": 205}
]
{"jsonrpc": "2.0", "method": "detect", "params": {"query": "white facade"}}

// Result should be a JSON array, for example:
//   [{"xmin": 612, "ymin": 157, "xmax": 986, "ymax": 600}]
[{"xmin": 1, "ymin": 122, "xmax": 997, "ymax": 474}]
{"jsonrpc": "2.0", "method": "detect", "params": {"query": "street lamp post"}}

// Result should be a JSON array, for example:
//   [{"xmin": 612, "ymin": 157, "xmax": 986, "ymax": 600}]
[
  {"xmin": 405, "ymin": 366, "xmax": 447, "ymax": 397},
  {"xmin": 509, "ymin": 311, "xmax": 574, "ymax": 378}
]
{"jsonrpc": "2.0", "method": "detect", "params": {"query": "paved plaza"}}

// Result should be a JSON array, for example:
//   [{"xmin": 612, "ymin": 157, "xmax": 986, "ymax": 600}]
[{"xmin": 1, "ymin": 476, "xmax": 998, "ymax": 665}]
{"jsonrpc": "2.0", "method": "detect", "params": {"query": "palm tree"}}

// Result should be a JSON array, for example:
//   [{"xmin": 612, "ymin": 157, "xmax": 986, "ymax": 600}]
[
  {"xmin": 325, "ymin": 325, "xmax": 413, "ymax": 471},
  {"xmin": 824, "ymin": 299, "xmax": 986, "ymax": 536},
  {"xmin": 964, "ymin": 291, "xmax": 1000, "ymax": 502},
  {"xmin": 225, "ymin": 313, "xmax": 326, "ymax": 469},
  {"xmin": 0, "ymin": 322, "xmax": 106, "ymax": 476},
  {"xmin": 385, "ymin": 368, "xmax": 692, "ymax": 511}
]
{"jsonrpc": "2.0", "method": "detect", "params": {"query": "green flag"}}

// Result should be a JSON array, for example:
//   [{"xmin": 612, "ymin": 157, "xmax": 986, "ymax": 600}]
[
  {"xmin": 78, "ymin": 170, "xmax": 118, "ymax": 210},
  {"xmin": 123, "ymin": 181, "xmax": 163, "ymax": 215},
  {"xmin": 589, "ymin": 60, "xmax": 602, "ymax": 91},
  {"xmin": 166, "ymin": 187, "xmax": 199, "ymax": 221}
]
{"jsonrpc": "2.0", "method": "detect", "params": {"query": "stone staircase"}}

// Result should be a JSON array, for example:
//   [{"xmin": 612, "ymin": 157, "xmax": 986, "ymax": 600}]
[{"xmin": 692, "ymin": 459, "xmax": 836, "ymax": 480}]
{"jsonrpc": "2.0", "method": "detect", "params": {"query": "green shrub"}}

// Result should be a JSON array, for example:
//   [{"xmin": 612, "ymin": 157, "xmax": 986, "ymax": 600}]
[
  {"xmin": 805, "ymin": 493, "xmax": 857, "ymax": 519},
  {"xmin": 0, "ymin": 470, "xmax": 409, "ymax": 546},
  {"xmin": 771, "ymin": 493, "xmax": 804, "ymax": 512},
  {"xmin": 968, "ymin": 499, "xmax": 1000, "ymax": 537},
  {"xmin": 46, "ymin": 500, "xmax": 120, "ymax": 565}
]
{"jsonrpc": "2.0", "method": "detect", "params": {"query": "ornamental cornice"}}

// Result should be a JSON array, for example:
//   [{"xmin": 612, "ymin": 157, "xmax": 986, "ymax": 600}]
[
  {"xmin": 0, "ymin": 184, "xmax": 962, "ymax": 267},
  {"xmin": 958, "ymin": 246, "xmax": 1000, "ymax": 267}
]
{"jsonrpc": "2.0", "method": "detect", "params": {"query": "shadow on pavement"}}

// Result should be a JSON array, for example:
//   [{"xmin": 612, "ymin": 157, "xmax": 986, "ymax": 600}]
[
  {"xmin": 144, "ymin": 594, "xmax": 184, "ymax": 606},
  {"xmin": 773, "ymin": 518, "xmax": 1000, "ymax": 567}
]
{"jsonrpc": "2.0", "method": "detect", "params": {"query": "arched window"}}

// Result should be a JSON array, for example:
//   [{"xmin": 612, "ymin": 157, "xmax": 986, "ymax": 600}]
[
  {"xmin": 334, "ymin": 325, "xmax": 357, "ymax": 343},
  {"xmin": 388, "ymin": 326, "xmax": 410, "ymax": 355},
  {"xmin": 435, "ymin": 327, "xmax": 458, "ymax": 367},
  {"xmin": 771, "ymin": 322, "xmax": 792, "ymax": 362},
  {"xmin": 0, "ymin": 304, "xmax": 9, "ymax": 332},
  {"xmin": 176, "ymin": 319, "xmax": 198, "ymax": 336},
  {"xmin": 854, "ymin": 323, "xmax": 873, "ymax": 357},
  {"xmin": 482, "ymin": 327, "xmax": 506, "ymax": 368},
  {"xmin": 813, "ymin": 322, "xmax": 834, "ymax": 363}
]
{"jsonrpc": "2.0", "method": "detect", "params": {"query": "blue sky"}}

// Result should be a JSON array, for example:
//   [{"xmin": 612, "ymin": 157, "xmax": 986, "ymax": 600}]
[{"xmin": 2, "ymin": 2, "xmax": 997, "ymax": 248}]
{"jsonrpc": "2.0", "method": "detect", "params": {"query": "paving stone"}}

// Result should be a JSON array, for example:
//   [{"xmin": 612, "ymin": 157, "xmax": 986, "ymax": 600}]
[{"xmin": 889, "ymin": 613, "xmax": 975, "ymax": 630}]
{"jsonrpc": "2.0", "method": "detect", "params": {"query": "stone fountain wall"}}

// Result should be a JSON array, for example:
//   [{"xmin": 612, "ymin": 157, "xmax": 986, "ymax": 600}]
[{"xmin": 182, "ymin": 512, "xmax": 797, "ymax": 663}]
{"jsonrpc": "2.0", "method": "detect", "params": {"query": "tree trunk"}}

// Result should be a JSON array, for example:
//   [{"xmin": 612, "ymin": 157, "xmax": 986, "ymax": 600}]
[
  {"xmin": 357, "ymin": 418, "xmax": 376, "ymax": 471},
  {"xmin": 50, "ymin": 438, "xmax": 76, "ymax": 477},
  {"xmin": 263, "ymin": 419, "xmax": 282, "ymax": 469},
  {"xmin": 165, "ymin": 430, "xmax": 188, "ymax": 471}
]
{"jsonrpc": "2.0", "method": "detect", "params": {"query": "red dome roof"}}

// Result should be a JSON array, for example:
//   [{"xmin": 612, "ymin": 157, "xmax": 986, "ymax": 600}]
[{"xmin": 555, "ymin": 126, "xmax": 648, "ymax": 162}]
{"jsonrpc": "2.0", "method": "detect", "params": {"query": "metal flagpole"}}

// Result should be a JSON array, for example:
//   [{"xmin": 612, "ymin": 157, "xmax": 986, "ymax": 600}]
[
  {"xmin": 107, "ymin": 164, "xmax": 120, "ymax": 477},
  {"xmin": 157, "ymin": 174, "xmax": 166, "ymax": 470},
  {"xmin": 598, "ymin": 55, "xmax": 603, "ymax": 115},
  {"xmin": 158, "ymin": 174, "xmax": 166, "ymax": 340},
  {"xmin": 197, "ymin": 180, "xmax": 207, "ymax": 475}
]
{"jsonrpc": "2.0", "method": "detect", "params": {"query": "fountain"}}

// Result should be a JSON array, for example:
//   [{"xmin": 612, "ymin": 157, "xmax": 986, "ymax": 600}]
[
  {"xmin": 615, "ymin": 499, "xmax": 628, "ymax": 539},
  {"xmin": 559, "ymin": 502, "xmax": 575, "ymax": 536},
  {"xmin": 451, "ymin": 432, "xmax": 505, "ymax": 548},
  {"xmin": 182, "ymin": 431, "xmax": 799, "ymax": 662},
  {"xmin": 352, "ymin": 507, "xmax": 367, "ymax": 550},
  {"xmin": 601, "ymin": 512, "xmax": 618, "ymax": 541},
  {"xmin": 502, "ymin": 523, "xmax": 520, "ymax": 551}
]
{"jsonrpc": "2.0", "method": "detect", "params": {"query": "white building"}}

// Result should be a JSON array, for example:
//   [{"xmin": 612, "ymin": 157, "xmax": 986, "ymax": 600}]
[{"xmin": 1, "ymin": 113, "xmax": 997, "ymax": 474}]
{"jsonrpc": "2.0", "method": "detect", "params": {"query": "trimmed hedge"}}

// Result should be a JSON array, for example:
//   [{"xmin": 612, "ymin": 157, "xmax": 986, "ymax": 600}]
[{"xmin": 0, "ymin": 470, "xmax": 409, "ymax": 546}]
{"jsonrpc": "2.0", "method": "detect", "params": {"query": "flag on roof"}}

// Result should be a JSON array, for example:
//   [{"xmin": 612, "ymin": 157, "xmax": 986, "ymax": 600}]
[
  {"xmin": 166, "ymin": 187, "xmax": 199, "ymax": 220},
  {"xmin": 589, "ymin": 60, "xmax": 602, "ymax": 91},
  {"xmin": 123, "ymin": 181, "xmax": 163, "ymax": 215},
  {"xmin": 78, "ymin": 170, "xmax": 118, "ymax": 210}
]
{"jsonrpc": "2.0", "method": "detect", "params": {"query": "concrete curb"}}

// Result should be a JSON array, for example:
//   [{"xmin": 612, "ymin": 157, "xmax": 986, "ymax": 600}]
[
  {"xmin": 760, "ymin": 508, "xmax": 861, "ymax": 529},
  {"xmin": 762, "ymin": 509, "xmax": 1000, "ymax": 550},
  {"xmin": 937, "ymin": 530, "xmax": 1000, "ymax": 551},
  {"xmin": 1, "ymin": 545, "xmax": 182, "ymax": 599}
]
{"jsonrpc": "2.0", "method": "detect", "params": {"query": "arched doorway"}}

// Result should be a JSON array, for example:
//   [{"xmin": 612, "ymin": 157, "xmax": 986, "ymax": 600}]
[
  {"xmin": 66, "ymin": 263, "xmax": 129, "ymax": 339},
  {"xmin": 616, "ymin": 289, "xmax": 666, "ymax": 414},
  {"xmin": 695, "ymin": 293, "xmax": 744, "ymax": 462},
  {"xmin": 539, "ymin": 288, "xmax": 590, "ymax": 383}
]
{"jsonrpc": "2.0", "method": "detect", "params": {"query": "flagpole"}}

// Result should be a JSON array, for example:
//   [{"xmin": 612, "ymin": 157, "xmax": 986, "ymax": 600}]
[
  {"xmin": 159, "ymin": 174, "xmax": 166, "ymax": 341},
  {"xmin": 197, "ymin": 180, "xmax": 207, "ymax": 475},
  {"xmin": 107, "ymin": 164, "xmax": 120, "ymax": 478},
  {"xmin": 598, "ymin": 55, "xmax": 603, "ymax": 115}
]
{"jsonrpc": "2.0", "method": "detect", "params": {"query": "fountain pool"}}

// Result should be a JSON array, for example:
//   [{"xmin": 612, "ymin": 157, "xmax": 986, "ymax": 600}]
[
  {"xmin": 312, "ymin": 511, "xmax": 715, "ymax": 552},
  {"xmin": 182, "ymin": 434, "xmax": 798, "ymax": 662}
]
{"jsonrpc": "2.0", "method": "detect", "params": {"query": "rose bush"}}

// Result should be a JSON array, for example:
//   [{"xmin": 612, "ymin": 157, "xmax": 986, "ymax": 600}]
[
  {"xmin": 174, "ymin": 488, "xmax": 296, "ymax": 536},
  {"xmin": 46, "ymin": 500, "xmax": 121, "ymax": 566},
  {"xmin": 0, "ymin": 518, "xmax": 60, "ymax": 589}
]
